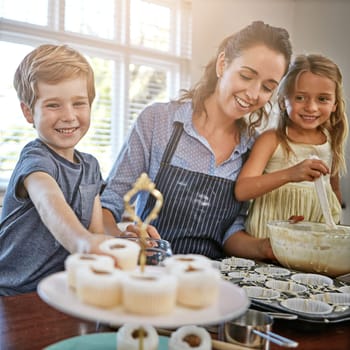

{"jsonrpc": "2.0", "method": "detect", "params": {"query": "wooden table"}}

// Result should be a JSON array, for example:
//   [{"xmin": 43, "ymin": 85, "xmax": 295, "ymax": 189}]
[{"xmin": 1, "ymin": 292, "xmax": 349, "ymax": 349}]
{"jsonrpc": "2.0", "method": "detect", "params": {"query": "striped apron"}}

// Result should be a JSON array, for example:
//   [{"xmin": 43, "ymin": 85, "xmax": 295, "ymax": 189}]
[{"xmin": 141, "ymin": 122, "xmax": 245, "ymax": 259}]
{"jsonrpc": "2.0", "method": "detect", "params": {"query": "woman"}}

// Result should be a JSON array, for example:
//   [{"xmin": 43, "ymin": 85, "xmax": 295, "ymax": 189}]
[{"xmin": 101, "ymin": 21, "xmax": 292, "ymax": 260}]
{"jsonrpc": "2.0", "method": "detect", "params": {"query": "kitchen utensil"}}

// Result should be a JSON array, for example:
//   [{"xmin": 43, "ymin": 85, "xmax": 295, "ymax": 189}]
[
  {"xmin": 309, "ymin": 154, "xmax": 337, "ymax": 229},
  {"xmin": 265, "ymin": 312, "xmax": 298, "ymax": 320},
  {"xmin": 117, "ymin": 237, "xmax": 173, "ymax": 265},
  {"xmin": 222, "ymin": 309, "xmax": 298, "ymax": 349},
  {"xmin": 251, "ymin": 329, "xmax": 298, "ymax": 347},
  {"xmin": 314, "ymin": 174, "xmax": 337, "ymax": 229}
]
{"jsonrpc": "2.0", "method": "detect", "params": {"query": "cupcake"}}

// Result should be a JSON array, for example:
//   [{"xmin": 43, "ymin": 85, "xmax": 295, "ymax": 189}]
[
  {"xmin": 163, "ymin": 254, "xmax": 213, "ymax": 272},
  {"xmin": 99, "ymin": 237, "xmax": 141, "ymax": 271},
  {"xmin": 122, "ymin": 270, "xmax": 178, "ymax": 315},
  {"xmin": 168, "ymin": 325, "xmax": 211, "ymax": 350},
  {"xmin": 117, "ymin": 323, "xmax": 159, "ymax": 350},
  {"xmin": 172, "ymin": 263, "xmax": 221, "ymax": 308},
  {"xmin": 64, "ymin": 253, "xmax": 114, "ymax": 289},
  {"xmin": 75, "ymin": 263, "xmax": 125, "ymax": 308}
]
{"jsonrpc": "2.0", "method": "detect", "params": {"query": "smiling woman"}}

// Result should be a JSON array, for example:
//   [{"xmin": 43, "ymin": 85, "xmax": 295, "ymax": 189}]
[{"xmin": 101, "ymin": 21, "xmax": 292, "ymax": 261}]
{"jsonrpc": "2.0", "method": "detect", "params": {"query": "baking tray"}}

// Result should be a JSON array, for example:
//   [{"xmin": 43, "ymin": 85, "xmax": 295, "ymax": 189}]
[{"xmin": 219, "ymin": 257, "xmax": 350, "ymax": 324}]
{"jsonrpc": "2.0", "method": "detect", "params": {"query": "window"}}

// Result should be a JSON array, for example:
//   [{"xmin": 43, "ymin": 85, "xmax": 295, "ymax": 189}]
[{"xmin": 0, "ymin": 0, "xmax": 192, "ymax": 187}]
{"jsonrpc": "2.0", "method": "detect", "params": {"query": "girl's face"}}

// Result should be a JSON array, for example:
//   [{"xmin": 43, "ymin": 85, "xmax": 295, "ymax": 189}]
[
  {"xmin": 285, "ymin": 71, "xmax": 337, "ymax": 130},
  {"xmin": 216, "ymin": 45, "xmax": 287, "ymax": 120},
  {"xmin": 21, "ymin": 77, "xmax": 91, "ymax": 161}
]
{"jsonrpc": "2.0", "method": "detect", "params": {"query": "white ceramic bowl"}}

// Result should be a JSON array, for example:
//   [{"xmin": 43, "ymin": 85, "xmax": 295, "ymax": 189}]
[{"xmin": 267, "ymin": 221, "xmax": 350, "ymax": 277}]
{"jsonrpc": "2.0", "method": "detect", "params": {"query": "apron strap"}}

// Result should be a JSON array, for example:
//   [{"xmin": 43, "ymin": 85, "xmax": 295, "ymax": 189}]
[{"xmin": 160, "ymin": 122, "xmax": 183, "ymax": 165}]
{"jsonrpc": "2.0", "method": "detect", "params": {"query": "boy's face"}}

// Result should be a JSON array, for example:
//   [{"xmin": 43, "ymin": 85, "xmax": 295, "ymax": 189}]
[{"xmin": 21, "ymin": 77, "xmax": 91, "ymax": 161}]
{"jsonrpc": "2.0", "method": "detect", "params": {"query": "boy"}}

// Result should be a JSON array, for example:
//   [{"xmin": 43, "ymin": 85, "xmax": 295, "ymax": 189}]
[{"xmin": 0, "ymin": 44, "xmax": 118, "ymax": 295}]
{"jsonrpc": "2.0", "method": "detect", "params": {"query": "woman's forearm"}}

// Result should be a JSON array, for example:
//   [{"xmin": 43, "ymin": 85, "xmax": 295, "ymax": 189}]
[{"xmin": 223, "ymin": 230, "xmax": 275, "ymax": 261}]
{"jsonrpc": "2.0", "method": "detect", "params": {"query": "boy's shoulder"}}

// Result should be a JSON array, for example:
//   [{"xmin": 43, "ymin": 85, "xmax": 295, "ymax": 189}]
[
  {"xmin": 22, "ymin": 140, "xmax": 98, "ymax": 166},
  {"xmin": 74, "ymin": 149, "xmax": 100, "ymax": 165},
  {"xmin": 20, "ymin": 139, "xmax": 54, "ymax": 160}
]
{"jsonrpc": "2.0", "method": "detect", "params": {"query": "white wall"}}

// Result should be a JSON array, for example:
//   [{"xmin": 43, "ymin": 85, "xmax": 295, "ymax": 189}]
[
  {"xmin": 192, "ymin": 0, "xmax": 295, "ymax": 82},
  {"xmin": 192, "ymin": 0, "xmax": 350, "ymax": 223}
]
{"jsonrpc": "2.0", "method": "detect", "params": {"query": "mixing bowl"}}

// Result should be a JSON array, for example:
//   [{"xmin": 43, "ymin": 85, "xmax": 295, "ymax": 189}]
[{"xmin": 267, "ymin": 221, "xmax": 350, "ymax": 277}]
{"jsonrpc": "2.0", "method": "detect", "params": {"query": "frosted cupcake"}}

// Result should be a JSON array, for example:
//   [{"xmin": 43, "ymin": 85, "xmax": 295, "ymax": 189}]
[
  {"xmin": 99, "ymin": 238, "xmax": 141, "ymax": 271},
  {"xmin": 75, "ymin": 264, "xmax": 125, "ymax": 308},
  {"xmin": 172, "ymin": 263, "xmax": 221, "ymax": 308},
  {"xmin": 168, "ymin": 325, "xmax": 211, "ymax": 350},
  {"xmin": 122, "ymin": 270, "xmax": 178, "ymax": 315},
  {"xmin": 163, "ymin": 254, "xmax": 213, "ymax": 272},
  {"xmin": 117, "ymin": 323, "xmax": 159, "ymax": 350},
  {"xmin": 64, "ymin": 253, "xmax": 114, "ymax": 289}
]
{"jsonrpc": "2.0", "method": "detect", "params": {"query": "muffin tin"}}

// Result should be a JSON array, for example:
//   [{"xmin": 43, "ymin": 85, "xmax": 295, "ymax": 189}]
[{"xmin": 219, "ymin": 257, "xmax": 350, "ymax": 323}]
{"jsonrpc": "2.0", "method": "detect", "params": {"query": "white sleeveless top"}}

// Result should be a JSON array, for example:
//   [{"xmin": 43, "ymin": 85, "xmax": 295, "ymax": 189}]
[{"xmin": 245, "ymin": 137, "xmax": 341, "ymax": 238}]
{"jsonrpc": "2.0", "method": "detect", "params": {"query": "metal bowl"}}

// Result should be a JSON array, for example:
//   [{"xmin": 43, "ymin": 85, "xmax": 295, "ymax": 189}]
[
  {"xmin": 267, "ymin": 221, "xmax": 350, "ymax": 277},
  {"xmin": 222, "ymin": 309, "xmax": 298, "ymax": 349}
]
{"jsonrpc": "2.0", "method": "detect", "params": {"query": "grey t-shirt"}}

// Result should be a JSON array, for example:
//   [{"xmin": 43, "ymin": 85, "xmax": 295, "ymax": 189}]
[{"xmin": 0, "ymin": 139, "xmax": 103, "ymax": 295}]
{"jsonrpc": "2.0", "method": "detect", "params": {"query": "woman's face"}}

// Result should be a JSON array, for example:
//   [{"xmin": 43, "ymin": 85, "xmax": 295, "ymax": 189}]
[{"xmin": 216, "ymin": 45, "xmax": 287, "ymax": 120}]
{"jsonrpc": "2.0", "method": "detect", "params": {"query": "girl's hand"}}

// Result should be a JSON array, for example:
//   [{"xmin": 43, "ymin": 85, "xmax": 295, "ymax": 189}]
[{"xmin": 288, "ymin": 158, "xmax": 329, "ymax": 182}]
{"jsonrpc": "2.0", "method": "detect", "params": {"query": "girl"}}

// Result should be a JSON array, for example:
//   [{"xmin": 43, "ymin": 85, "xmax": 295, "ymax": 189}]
[{"xmin": 235, "ymin": 54, "xmax": 348, "ymax": 238}]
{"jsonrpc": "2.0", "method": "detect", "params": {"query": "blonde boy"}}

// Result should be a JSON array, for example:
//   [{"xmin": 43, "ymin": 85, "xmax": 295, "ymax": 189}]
[{"xmin": 0, "ymin": 44, "xmax": 117, "ymax": 295}]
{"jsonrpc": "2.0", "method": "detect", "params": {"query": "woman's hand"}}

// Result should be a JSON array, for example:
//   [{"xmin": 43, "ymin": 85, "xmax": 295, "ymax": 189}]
[
  {"xmin": 259, "ymin": 237, "xmax": 276, "ymax": 261},
  {"xmin": 224, "ymin": 231, "xmax": 276, "ymax": 262},
  {"xmin": 123, "ymin": 223, "xmax": 161, "ymax": 239}
]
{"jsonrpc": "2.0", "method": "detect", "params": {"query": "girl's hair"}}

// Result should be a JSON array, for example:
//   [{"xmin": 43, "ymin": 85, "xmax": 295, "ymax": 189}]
[
  {"xmin": 178, "ymin": 21, "xmax": 292, "ymax": 135},
  {"xmin": 13, "ymin": 44, "xmax": 95, "ymax": 113},
  {"xmin": 277, "ymin": 54, "xmax": 348, "ymax": 175}
]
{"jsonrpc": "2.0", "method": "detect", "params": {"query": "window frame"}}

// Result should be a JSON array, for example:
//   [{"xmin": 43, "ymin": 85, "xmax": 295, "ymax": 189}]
[{"xmin": 0, "ymin": 0, "xmax": 192, "ymax": 187}]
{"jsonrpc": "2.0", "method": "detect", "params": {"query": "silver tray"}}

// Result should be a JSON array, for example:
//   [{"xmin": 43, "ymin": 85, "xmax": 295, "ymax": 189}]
[{"xmin": 219, "ymin": 257, "xmax": 350, "ymax": 324}]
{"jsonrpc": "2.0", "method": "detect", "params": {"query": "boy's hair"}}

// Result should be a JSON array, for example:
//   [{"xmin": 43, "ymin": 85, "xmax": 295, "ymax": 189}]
[
  {"xmin": 277, "ymin": 54, "xmax": 348, "ymax": 175},
  {"xmin": 178, "ymin": 21, "xmax": 292, "ymax": 136},
  {"xmin": 13, "ymin": 44, "xmax": 95, "ymax": 113}
]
